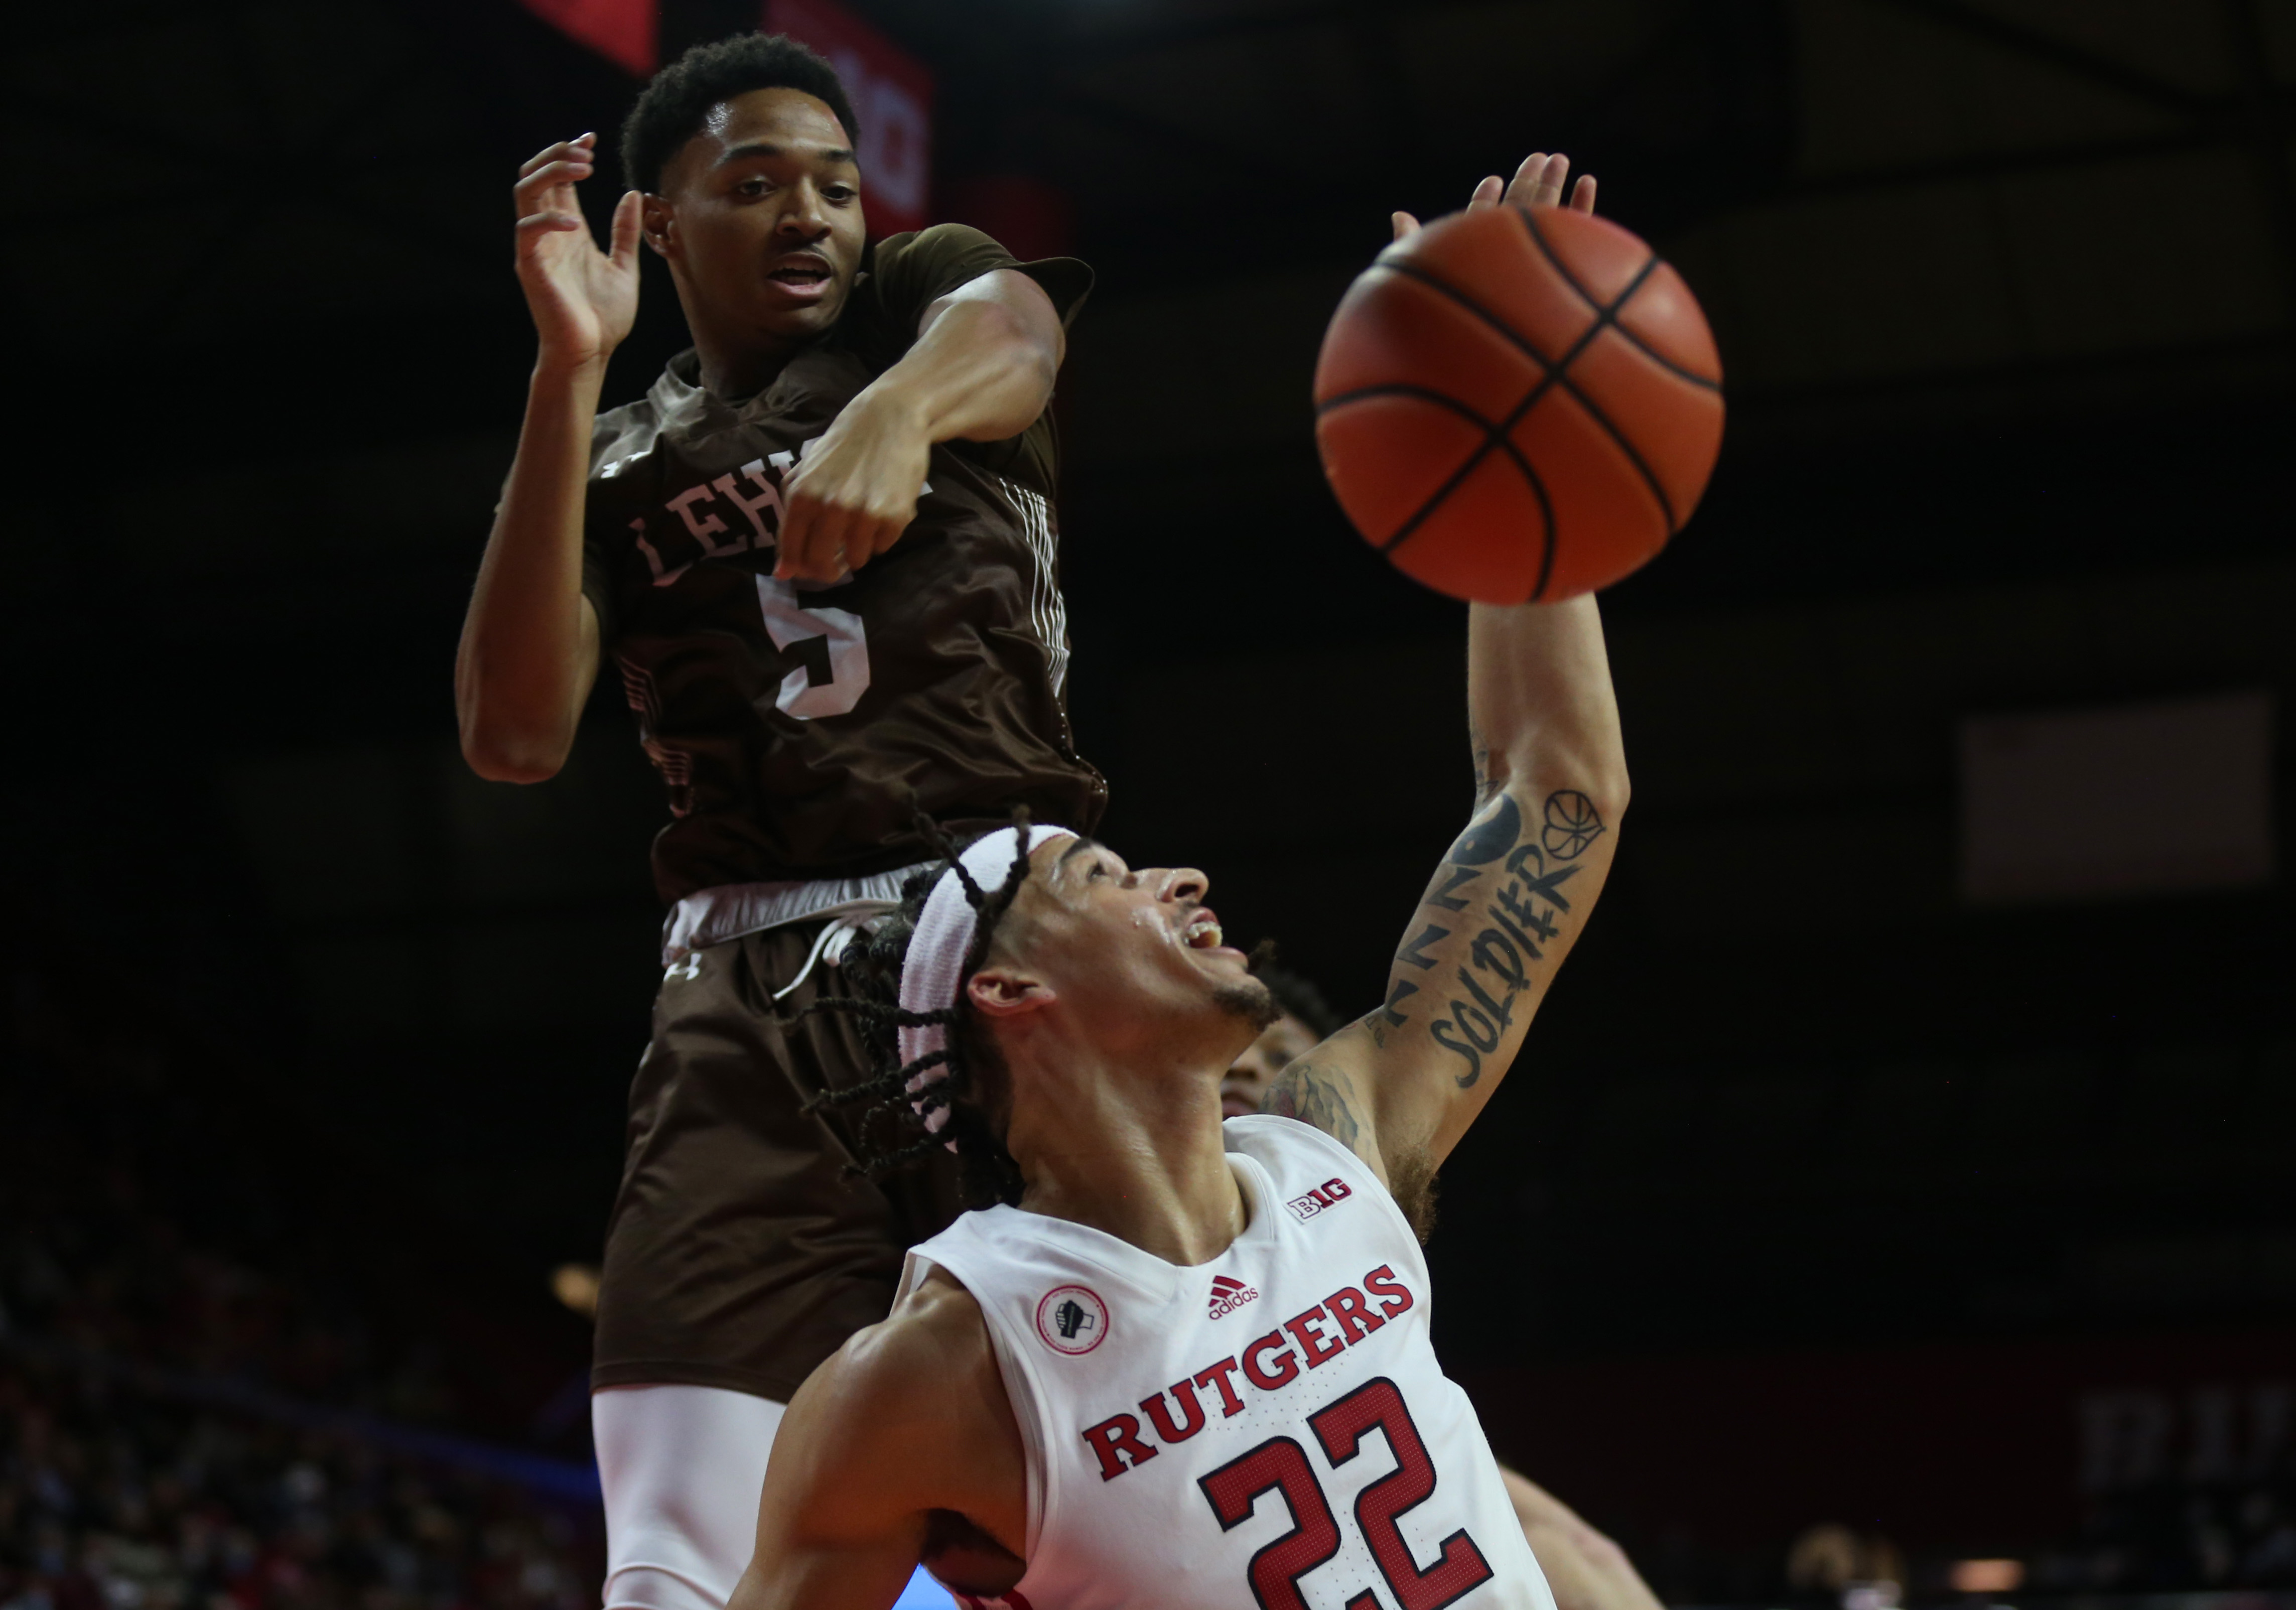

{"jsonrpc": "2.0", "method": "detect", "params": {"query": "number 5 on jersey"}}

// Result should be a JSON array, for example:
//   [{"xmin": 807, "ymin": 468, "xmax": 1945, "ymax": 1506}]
[{"xmin": 754, "ymin": 575, "xmax": 871, "ymax": 719}]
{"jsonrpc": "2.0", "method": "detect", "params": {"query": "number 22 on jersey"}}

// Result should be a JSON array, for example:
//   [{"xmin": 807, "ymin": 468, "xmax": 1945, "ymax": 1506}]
[
  {"xmin": 1201, "ymin": 1375, "xmax": 1493, "ymax": 1610},
  {"xmin": 754, "ymin": 575, "xmax": 871, "ymax": 719}
]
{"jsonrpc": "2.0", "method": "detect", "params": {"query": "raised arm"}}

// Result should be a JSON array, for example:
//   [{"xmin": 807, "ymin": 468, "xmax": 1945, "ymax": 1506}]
[
  {"xmin": 1265, "ymin": 596, "xmax": 1628, "ymax": 1192},
  {"xmin": 774, "ymin": 268, "xmax": 1065, "ymax": 582},
  {"xmin": 456, "ymin": 132, "xmax": 637, "ymax": 783}
]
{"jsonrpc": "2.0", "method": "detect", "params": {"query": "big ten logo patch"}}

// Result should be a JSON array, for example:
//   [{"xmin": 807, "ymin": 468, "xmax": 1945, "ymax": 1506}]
[
  {"xmin": 1034, "ymin": 1285, "xmax": 1109, "ymax": 1356},
  {"xmin": 1287, "ymin": 1177, "xmax": 1354, "ymax": 1222}
]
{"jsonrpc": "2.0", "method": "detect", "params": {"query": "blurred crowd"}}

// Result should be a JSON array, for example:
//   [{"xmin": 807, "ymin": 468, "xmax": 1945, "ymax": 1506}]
[
  {"xmin": 1, "ymin": 1182, "xmax": 457, "ymax": 1433},
  {"xmin": 0, "ymin": 1354, "xmax": 592, "ymax": 1610},
  {"xmin": 1, "ymin": 967, "xmax": 599, "ymax": 1610}
]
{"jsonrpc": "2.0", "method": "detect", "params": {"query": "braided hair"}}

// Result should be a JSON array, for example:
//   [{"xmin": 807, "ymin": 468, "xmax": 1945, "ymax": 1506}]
[{"xmin": 801, "ymin": 811, "xmax": 1039, "ymax": 1208}]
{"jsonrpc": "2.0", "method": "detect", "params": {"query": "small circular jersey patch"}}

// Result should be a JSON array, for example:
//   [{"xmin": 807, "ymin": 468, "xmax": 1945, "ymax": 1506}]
[{"xmin": 1034, "ymin": 1285, "xmax": 1109, "ymax": 1355}]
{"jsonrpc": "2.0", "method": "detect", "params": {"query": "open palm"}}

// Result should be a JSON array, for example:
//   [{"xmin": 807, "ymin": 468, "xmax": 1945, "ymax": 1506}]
[
  {"xmin": 1392, "ymin": 152, "xmax": 1598, "ymax": 241},
  {"xmin": 513, "ymin": 132, "xmax": 641, "ymax": 368}
]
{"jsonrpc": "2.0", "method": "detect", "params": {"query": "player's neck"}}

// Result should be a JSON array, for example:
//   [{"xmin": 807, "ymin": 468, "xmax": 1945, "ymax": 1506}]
[
  {"xmin": 692, "ymin": 331, "xmax": 802, "ymax": 401},
  {"xmin": 677, "ymin": 286, "xmax": 816, "ymax": 400},
  {"xmin": 1006, "ymin": 1049, "xmax": 1244, "ymax": 1268}
]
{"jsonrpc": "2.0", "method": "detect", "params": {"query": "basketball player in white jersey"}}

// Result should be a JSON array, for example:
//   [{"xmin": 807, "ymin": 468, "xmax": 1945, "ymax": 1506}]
[
  {"xmin": 1224, "ymin": 977, "xmax": 1664, "ymax": 1610},
  {"xmin": 720, "ymin": 581, "xmax": 1623, "ymax": 1610}
]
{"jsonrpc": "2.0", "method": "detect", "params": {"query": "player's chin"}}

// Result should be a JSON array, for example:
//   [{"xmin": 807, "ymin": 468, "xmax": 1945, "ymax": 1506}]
[
  {"xmin": 1185, "ymin": 940, "xmax": 1250, "ymax": 969},
  {"xmin": 1220, "ymin": 1090, "xmax": 1261, "ymax": 1122},
  {"xmin": 753, "ymin": 289, "xmax": 848, "ymax": 338}
]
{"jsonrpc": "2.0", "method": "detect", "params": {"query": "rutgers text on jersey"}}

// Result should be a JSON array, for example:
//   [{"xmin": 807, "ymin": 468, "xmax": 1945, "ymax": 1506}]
[{"xmin": 902, "ymin": 1116, "xmax": 1559, "ymax": 1610}]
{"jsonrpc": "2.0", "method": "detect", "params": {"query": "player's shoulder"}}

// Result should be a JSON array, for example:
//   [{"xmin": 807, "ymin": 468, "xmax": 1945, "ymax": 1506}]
[
  {"xmin": 870, "ymin": 221, "xmax": 1006, "ymax": 274},
  {"xmin": 1255, "ymin": 1027, "xmax": 1385, "ymax": 1169},
  {"xmin": 825, "ymin": 1263, "xmax": 1001, "ymax": 1424},
  {"xmin": 589, "ymin": 391, "xmax": 667, "ymax": 481},
  {"xmin": 1226, "ymin": 1108, "xmax": 1384, "ymax": 1189},
  {"xmin": 589, "ymin": 354, "xmax": 703, "ymax": 469},
  {"xmin": 798, "ymin": 1265, "xmax": 1014, "ymax": 1498}
]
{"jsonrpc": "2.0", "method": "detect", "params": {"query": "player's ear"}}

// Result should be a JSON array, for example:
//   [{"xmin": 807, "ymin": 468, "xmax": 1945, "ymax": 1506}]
[
  {"xmin": 640, "ymin": 194, "xmax": 676, "ymax": 258},
  {"xmin": 968, "ymin": 968, "xmax": 1054, "ymax": 1019}
]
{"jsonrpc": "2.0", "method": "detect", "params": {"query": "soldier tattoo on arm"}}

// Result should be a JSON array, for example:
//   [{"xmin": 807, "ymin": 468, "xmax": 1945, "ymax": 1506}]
[
  {"xmin": 1262, "ymin": 1060, "xmax": 1366, "ymax": 1158},
  {"xmin": 1384, "ymin": 786, "xmax": 1607, "ymax": 1091}
]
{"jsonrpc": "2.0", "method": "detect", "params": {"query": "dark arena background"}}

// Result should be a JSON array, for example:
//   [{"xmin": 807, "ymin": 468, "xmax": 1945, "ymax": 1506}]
[{"xmin": 4, "ymin": 1, "xmax": 2292, "ymax": 1608}]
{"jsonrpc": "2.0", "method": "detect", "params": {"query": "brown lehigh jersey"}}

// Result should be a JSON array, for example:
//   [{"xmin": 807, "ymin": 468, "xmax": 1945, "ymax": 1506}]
[{"xmin": 581, "ymin": 225, "xmax": 1107, "ymax": 903}]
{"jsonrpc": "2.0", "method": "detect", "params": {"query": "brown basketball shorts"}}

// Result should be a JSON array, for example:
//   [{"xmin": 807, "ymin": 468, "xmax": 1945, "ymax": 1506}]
[{"xmin": 591, "ymin": 917, "xmax": 966, "ymax": 1402}]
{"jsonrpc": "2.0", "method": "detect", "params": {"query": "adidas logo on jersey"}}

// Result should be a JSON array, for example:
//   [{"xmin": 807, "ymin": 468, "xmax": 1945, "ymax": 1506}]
[{"xmin": 1206, "ymin": 1274, "xmax": 1259, "ymax": 1320}]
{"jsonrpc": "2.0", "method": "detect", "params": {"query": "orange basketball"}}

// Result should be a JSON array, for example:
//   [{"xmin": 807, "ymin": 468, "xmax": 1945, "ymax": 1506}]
[{"xmin": 1313, "ymin": 204, "xmax": 1724, "ymax": 603}]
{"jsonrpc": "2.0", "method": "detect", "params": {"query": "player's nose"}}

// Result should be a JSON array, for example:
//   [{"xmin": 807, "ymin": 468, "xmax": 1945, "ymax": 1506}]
[
  {"xmin": 778, "ymin": 182, "xmax": 832, "ymax": 237},
  {"xmin": 1154, "ymin": 866, "xmax": 1208, "ymax": 904}
]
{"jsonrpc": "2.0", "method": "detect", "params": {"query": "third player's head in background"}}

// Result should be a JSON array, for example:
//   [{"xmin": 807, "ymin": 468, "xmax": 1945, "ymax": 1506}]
[{"xmin": 1221, "ymin": 960, "xmax": 1344, "ymax": 1120}]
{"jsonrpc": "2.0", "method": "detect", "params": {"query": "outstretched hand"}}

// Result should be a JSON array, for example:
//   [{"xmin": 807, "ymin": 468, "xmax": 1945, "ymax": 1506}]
[
  {"xmin": 513, "ymin": 131, "xmax": 641, "ymax": 371},
  {"xmin": 1391, "ymin": 152, "xmax": 1597, "ymax": 242}
]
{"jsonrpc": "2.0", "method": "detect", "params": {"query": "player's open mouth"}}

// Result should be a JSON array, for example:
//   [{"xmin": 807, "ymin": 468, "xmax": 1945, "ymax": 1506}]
[
  {"xmin": 1183, "ymin": 910, "xmax": 1226, "ymax": 951},
  {"xmin": 765, "ymin": 256, "xmax": 834, "ymax": 298}
]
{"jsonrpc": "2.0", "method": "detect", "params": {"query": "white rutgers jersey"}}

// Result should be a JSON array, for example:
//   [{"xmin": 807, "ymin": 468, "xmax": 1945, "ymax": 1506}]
[{"xmin": 898, "ymin": 1116, "xmax": 1554, "ymax": 1610}]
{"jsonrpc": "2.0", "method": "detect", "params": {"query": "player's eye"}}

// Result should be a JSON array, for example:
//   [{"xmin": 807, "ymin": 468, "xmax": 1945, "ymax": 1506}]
[
  {"xmin": 737, "ymin": 177, "xmax": 769, "ymax": 197},
  {"xmin": 823, "ymin": 184, "xmax": 856, "ymax": 203}
]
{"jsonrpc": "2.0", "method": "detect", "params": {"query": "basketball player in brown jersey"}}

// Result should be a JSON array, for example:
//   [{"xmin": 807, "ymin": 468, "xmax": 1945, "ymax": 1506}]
[{"xmin": 454, "ymin": 33, "xmax": 1099, "ymax": 1610}]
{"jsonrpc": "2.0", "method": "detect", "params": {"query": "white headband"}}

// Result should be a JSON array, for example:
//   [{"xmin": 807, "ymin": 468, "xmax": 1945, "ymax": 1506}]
[{"xmin": 897, "ymin": 823, "xmax": 1075, "ymax": 1138}]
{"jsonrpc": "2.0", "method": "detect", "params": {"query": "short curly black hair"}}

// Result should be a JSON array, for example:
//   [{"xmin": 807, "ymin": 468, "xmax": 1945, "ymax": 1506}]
[{"xmin": 619, "ymin": 32, "xmax": 861, "ymax": 195}]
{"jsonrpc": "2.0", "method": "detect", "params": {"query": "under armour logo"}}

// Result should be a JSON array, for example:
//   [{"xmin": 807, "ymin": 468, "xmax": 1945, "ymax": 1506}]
[{"xmin": 663, "ymin": 955, "xmax": 702, "ymax": 983}]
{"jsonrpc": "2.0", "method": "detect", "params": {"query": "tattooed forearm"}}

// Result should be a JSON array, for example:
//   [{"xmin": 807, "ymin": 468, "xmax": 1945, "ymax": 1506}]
[
  {"xmin": 1263, "ymin": 1060, "xmax": 1366, "ymax": 1158},
  {"xmin": 1391, "ymin": 786, "xmax": 1605, "ymax": 1089}
]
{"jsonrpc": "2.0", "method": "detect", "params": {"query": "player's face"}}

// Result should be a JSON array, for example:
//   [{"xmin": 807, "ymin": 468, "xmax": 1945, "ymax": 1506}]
[
  {"xmin": 1221, "ymin": 1013, "xmax": 1320, "ymax": 1120},
  {"xmin": 1012, "ymin": 837, "xmax": 1277, "ymax": 1052},
  {"xmin": 652, "ymin": 87, "xmax": 867, "ymax": 353}
]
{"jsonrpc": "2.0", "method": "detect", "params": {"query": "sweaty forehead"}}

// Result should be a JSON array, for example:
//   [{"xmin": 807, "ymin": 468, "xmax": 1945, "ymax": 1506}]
[
  {"xmin": 700, "ymin": 85, "xmax": 854, "ymax": 158},
  {"xmin": 1041, "ymin": 833, "xmax": 1115, "ymax": 879},
  {"xmin": 1002, "ymin": 833, "xmax": 1095, "ymax": 914}
]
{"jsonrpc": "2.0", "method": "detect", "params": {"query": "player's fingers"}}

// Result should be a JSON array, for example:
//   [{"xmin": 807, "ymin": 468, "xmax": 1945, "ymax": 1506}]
[
  {"xmin": 1464, "ymin": 175, "xmax": 1505, "ymax": 213},
  {"xmin": 1391, "ymin": 210, "xmax": 1420, "ymax": 241},
  {"xmin": 1570, "ymin": 173, "xmax": 1597, "ymax": 214},
  {"xmin": 805, "ymin": 502, "xmax": 861, "ymax": 581},
  {"xmin": 777, "ymin": 492, "xmax": 847, "ymax": 580},
  {"xmin": 608, "ymin": 189, "xmax": 644, "ymax": 271},
  {"xmin": 1532, "ymin": 154, "xmax": 1570, "ymax": 209},
  {"xmin": 839, "ymin": 514, "xmax": 885, "ymax": 574},
  {"xmin": 515, "ymin": 157, "xmax": 594, "ymax": 193},
  {"xmin": 1500, "ymin": 153, "xmax": 1547, "ymax": 208},
  {"xmin": 515, "ymin": 211, "xmax": 587, "ymax": 239},
  {"xmin": 854, "ymin": 503, "xmax": 916, "ymax": 569},
  {"xmin": 517, "ymin": 136, "xmax": 595, "ymax": 181},
  {"xmin": 773, "ymin": 497, "xmax": 814, "ymax": 579}
]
